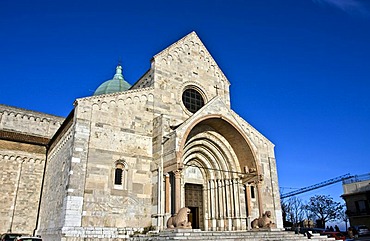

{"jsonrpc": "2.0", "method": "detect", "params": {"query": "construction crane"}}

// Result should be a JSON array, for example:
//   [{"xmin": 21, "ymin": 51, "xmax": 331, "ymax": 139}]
[{"xmin": 280, "ymin": 173, "xmax": 354, "ymax": 199}]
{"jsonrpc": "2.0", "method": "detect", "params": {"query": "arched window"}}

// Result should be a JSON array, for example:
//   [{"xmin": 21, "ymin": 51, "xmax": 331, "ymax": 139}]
[{"xmin": 114, "ymin": 160, "xmax": 127, "ymax": 189}]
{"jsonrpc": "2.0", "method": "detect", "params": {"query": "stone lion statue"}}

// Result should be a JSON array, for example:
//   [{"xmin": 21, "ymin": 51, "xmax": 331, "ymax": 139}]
[
  {"xmin": 303, "ymin": 219, "xmax": 314, "ymax": 228},
  {"xmin": 251, "ymin": 211, "xmax": 276, "ymax": 229},
  {"xmin": 166, "ymin": 207, "xmax": 192, "ymax": 229}
]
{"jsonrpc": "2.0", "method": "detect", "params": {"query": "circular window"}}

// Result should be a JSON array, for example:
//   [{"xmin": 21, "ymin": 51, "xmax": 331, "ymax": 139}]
[{"xmin": 182, "ymin": 88, "xmax": 205, "ymax": 113}]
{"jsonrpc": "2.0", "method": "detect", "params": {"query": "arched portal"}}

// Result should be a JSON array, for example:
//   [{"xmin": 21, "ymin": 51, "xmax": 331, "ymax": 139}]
[{"xmin": 177, "ymin": 116, "xmax": 261, "ymax": 231}]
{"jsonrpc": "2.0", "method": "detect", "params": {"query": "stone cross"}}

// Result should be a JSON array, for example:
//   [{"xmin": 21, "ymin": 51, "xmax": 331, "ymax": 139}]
[{"xmin": 214, "ymin": 85, "xmax": 220, "ymax": 95}]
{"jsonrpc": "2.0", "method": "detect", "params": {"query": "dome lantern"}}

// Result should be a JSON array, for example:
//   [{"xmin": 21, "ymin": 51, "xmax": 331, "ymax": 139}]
[{"xmin": 93, "ymin": 64, "xmax": 131, "ymax": 96}]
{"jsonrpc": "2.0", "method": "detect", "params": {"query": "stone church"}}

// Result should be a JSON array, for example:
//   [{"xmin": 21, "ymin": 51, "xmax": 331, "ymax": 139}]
[{"xmin": 0, "ymin": 32, "xmax": 283, "ymax": 240}]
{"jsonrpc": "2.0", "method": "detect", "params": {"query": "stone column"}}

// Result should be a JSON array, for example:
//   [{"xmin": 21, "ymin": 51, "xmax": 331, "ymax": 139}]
[
  {"xmin": 228, "ymin": 178, "xmax": 235, "ymax": 230},
  {"xmin": 165, "ymin": 174, "xmax": 170, "ymax": 213},
  {"xmin": 203, "ymin": 185, "xmax": 209, "ymax": 231},
  {"xmin": 220, "ymin": 180, "xmax": 226, "ymax": 218},
  {"xmin": 245, "ymin": 184, "xmax": 251, "ymax": 217},
  {"xmin": 233, "ymin": 179, "xmax": 241, "ymax": 230},
  {"xmin": 215, "ymin": 180, "xmax": 219, "ymax": 220},
  {"xmin": 207, "ymin": 180, "xmax": 212, "ymax": 231},
  {"xmin": 163, "ymin": 174, "xmax": 171, "ymax": 229},
  {"xmin": 209, "ymin": 179, "xmax": 217, "ymax": 231},
  {"xmin": 174, "ymin": 170, "xmax": 182, "ymax": 213},
  {"xmin": 239, "ymin": 182, "xmax": 247, "ymax": 230},
  {"xmin": 217, "ymin": 179, "xmax": 224, "ymax": 231},
  {"xmin": 245, "ymin": 184, "xmax": 252, "ymax": 230},
  {"xmin": 208, "ymin": 180, "xmax": 212, "ymax": 219},
  {"xmin": 225, "ymin": 179, "xmax": 232, "ymax": 231}
]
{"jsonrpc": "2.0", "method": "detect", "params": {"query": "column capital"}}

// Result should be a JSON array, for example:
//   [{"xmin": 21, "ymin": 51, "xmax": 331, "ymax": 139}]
[{"xmin": 174, "ymin": 169, "xmax": 182, "ymax": 177}]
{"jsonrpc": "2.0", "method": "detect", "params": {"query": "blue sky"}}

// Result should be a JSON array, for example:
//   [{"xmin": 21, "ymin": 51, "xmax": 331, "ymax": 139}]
[{"xmin": 1, "ymin": 0, "xmax": 370, "ymax": 207}]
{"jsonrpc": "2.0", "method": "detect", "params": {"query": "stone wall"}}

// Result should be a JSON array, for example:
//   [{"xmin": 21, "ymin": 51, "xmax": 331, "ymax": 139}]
[
  {"xmin": 0, "ymin": 151, "xmax": 45, "ymax": 234},
  {"xmin": 37, "ymin": 118, "xmax": 74, "ymax": 240},
  {"xmin": 38, "ymin": 88, "xmax": 157, "ymax": 240},
  {"xmin": 0, "ymin": 105, "xmax": 64, "ymax": 234},
  {"xmin": 0, "ymin": 104, "xmax": 64, "ymax": 137},
  {"xmin": 80, "ymin": 89, "xmax": 155, "ymax": 229}
]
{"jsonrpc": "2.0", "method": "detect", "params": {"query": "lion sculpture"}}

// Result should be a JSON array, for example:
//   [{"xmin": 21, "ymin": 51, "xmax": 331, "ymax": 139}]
[
  {"xmin": 303, "ymin": 219, "xmax": 314, "ymax": 228},
  {"xmin": 166, "ymin": 207, "xmax": 192, "ymax": 229},
  {"xmin": 251, "ymin": 211, "xmax": 276, "ymax": 229}
]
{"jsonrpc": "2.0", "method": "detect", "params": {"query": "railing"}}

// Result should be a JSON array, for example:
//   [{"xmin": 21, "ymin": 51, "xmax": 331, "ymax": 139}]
[
  {"xmin": 342, "ymin": 173, "xmax": 370, "ymax": 184},
  {"xmin": 281, "ymin": 173, "xmax": 353, "ymax": 199}
]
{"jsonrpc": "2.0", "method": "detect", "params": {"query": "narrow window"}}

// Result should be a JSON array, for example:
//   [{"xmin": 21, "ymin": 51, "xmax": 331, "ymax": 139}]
[
  {"xmin": 115, "ymin": 168, "xmax": 123, "ymax": 185},
  {"xmin": 114, "ymin": 161, "xmax": 127, "ymax": 189}
]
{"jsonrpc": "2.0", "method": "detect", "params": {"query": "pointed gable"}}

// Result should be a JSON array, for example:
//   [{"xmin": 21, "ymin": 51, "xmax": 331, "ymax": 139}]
[
  {"xmin": 153, "ymin": 31, "xmax": 230, "ymax": 86},
  {"xmin": 151, "ymin": 31, "xmax": 231, "ymax": 113}
]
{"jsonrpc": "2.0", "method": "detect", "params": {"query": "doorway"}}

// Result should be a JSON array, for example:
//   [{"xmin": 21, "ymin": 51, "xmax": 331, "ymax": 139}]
[{"xmin": 185, "ymin": 183, "xmax": 203, "ymax": 230}]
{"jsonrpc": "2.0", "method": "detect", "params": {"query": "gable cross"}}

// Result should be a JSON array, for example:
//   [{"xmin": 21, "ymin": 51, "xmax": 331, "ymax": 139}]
[{"xmin": 214, "ymin": 85, "xmax": 220, "ymax": 95}]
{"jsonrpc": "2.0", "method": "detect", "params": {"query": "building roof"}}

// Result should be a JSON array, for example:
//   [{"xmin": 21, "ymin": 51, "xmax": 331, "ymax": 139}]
[{"xmin": 93, "ymin": 64, "xmax": 131, "ymax": 96}]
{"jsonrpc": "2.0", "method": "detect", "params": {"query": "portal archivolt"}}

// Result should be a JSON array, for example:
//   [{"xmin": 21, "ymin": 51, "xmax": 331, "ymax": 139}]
[{"xmin": 178, "ymin": 117, "xmax": 260, "ymax": 231}]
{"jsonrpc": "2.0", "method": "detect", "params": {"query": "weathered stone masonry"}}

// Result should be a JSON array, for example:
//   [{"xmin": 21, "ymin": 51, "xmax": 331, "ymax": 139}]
[{"xmin": 0, "ymin": 104, "xmax": 64, "ymax": 235}]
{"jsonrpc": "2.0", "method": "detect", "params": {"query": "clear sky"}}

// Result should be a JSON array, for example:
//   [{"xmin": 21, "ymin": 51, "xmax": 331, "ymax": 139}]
[{"xmin": 1, "ymin": 0, "xmax": 370, "ymax": 206}]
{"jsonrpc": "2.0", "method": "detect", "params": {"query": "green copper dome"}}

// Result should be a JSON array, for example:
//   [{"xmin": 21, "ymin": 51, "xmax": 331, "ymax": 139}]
[{"xmin": 93, "ymin": 65, "xmax": 131, "ymax": 96}]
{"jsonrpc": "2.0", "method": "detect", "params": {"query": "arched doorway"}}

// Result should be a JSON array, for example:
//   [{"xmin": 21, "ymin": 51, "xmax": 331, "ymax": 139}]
[{"xmin": 179, "ymin": 117, "xmax": 260, "ymax": 231}]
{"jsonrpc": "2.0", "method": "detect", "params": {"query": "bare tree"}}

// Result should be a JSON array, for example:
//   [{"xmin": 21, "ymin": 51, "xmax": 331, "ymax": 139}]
[
  {"xmin": 301, "ymin": 200, "xmax": 315, "ymax": 221},
  {"xmin": 303, "ymin": 195, "xmax": 344, "ymax": 228},
  {"xmin": 282, "ymin": 196, "xmax": 305, "ymax": 227},
  {"xmin": 337, "ymin": 208, "xmax": 349, "ymax": 231},
  {"xmin": 281, "ymin": 199, "xmax": 289, "ymax": 226}
]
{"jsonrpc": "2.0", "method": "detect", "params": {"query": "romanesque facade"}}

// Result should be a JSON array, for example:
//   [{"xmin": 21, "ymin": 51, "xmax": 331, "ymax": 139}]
[{"xmin": 0, "ymin": 32, "xmax": 283, "ymax": 240}]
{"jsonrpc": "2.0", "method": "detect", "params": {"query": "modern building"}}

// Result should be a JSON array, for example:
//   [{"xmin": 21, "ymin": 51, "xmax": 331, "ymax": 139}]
[
  {"xmin": 0, "ymin": 32, "xmax": 283, "ymax": 240},
  {"xmin": 342, "ymin": 173, "xmax": 370, "ymax": 228}
]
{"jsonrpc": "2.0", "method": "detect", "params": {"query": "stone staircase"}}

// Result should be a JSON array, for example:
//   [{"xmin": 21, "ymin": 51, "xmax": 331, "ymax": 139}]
[{"xmin": 130, "ymin": 229, "xmax": 336, "ymax": 241}]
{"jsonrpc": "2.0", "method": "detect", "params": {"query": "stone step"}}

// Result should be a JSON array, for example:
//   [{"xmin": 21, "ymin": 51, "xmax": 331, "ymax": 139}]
[{"xmin": 130, "ymin": 230, "xmax": 336, "ymax": 241}]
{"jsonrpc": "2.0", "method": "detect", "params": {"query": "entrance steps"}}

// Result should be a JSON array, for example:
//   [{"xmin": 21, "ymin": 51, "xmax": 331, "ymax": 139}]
[{"xmin": 130, "ymin": 229, "xmax": 336, "ymax": 241}]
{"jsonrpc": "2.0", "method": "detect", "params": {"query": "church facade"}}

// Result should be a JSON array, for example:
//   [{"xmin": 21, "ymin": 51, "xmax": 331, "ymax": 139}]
[{"xmin": 0, "ymin": 32, "xmax": 283, "ymax": 240}]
